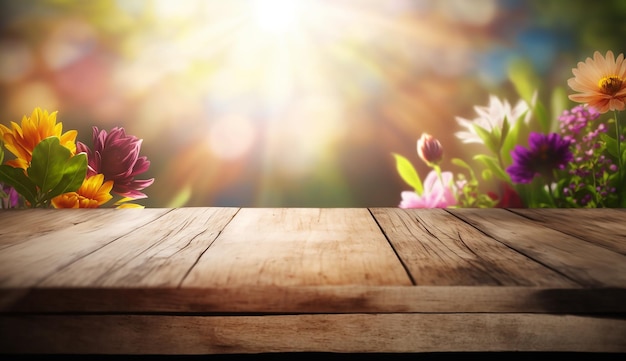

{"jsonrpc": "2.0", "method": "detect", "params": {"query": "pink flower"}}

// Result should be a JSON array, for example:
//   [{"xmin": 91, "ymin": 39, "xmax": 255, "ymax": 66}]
[
  {"xmin": 77, "ymin": 126, "xmax": 154, "ymax": 199},
  {"xmin": 399, "ymin": 170, "xmax": 457, "ymax": 208}
]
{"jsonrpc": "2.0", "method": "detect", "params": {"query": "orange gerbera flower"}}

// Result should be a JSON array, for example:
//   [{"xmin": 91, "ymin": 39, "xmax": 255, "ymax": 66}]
[
  {"xmin": 51, "ymin": 174, "xmax": 113, "ymax": 208},
  {"xmin": 0, "ymin": 107, "xmax": 78, "ymax": 169},
  {"xmin": 567, "ymin": 50, "xmax": 626, "ymax": 113}
]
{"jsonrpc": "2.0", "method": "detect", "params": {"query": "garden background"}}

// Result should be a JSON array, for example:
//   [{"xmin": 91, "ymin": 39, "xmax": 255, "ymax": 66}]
[{"xmin": 0, "ymin": 0, "xmax": 624, "ymax": 208}]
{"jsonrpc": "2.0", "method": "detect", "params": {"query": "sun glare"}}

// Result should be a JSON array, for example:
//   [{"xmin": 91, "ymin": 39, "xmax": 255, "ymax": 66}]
[
  {"xmin": 3, "ymin": 0, "xmax": 517, "ymax": 207},
  {"xmin": 109, "ymin": 0, "xmax": 485, "ymax": 206},
  {"xmin": 252, "ymin": 0, "xmax": 302, "ymax": 35}
]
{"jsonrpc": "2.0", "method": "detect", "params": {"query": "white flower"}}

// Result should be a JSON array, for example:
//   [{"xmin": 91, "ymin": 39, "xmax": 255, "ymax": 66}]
[{"xmin": 455, "ymin": 94, "xmax": 533, "ymax": 144}]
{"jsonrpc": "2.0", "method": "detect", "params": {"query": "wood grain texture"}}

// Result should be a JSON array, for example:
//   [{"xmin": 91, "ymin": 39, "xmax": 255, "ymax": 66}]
[
  {"xmin": 509, "ymin": 208, "xmax": 626, "ymax": 255},
  {"xmin": 1, "ymin": 207, "xmax": 625, "ymax": 355},
  {"xmin": 0, "ymin": 208, "xmax": 172, "ymax": 287},
  {"xmin": 3, "ymin": 286, "xmax": 626, "ymax": 313},
  {"xmin": 38, "ymin": 207, "xmax": 239, "ymax": 287},
  {"xmin": 183, "ymin": 208, "xmax": 412, "ymax": 287},
  {"xmin": 0, "ymin": 209, "xmax": 110, "ymax": 250},
  {"xmin": 370, "ymin": 208, "xmax": 577, "ymax": 286},
  {"xmin": 447, "ymin": 208, "xmax": 626, "ymax": 287},
  {"xmin": 1, "ymin": 314, "xmax": 625, "ymax": 354}
]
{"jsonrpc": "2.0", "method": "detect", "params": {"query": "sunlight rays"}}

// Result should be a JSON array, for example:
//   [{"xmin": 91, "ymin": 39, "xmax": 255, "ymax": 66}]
[
  {"xmin": 125, "ymin": 0, "xmax": 484, "ymax": 206},
  {"xmin": 0, "ymin": 0, "xmax": 517, "ymax": 207}
]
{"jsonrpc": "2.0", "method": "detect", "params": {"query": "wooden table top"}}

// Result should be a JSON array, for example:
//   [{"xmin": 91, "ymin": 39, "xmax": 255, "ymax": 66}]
[{"xmin": 1, "ymin": 207, "xmax": 625, "ymax": 354}]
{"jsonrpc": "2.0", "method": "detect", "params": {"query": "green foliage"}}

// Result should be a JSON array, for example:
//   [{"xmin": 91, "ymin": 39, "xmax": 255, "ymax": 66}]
[
  {"xmin": 513, "ymin": 177, "xmax": 553, "ymax": 208},
  {"xmin": 473, "ymin": 154, "xmax": 508, "ymax": 182},
  {"xmin": 0, "ymin": 165, "xmax": 37, "ymax": 205},
  {"xmin": 601, "ymin": 133, "xmax": 620, "ymax": 159},
  {"xmin": 550, "ymin": 86, "xmax": 569, "ymax": 132},
  {"xmin": 472, "ymin": 124, "xmax": 499, "ymax": 156},
  {"xmin": 508, "ymin": 58, "xmax": 539, "ymax": 107},
  {"xmin": 451, "ymin": 158, "xmax": 498, "ymax": 208},
  {"xmin": 468, "ymin": 99, "xmax": 531, "ymax": 186},
  {"xmin": 508, "ymin": 58, "xmax": 552, "ymax": 134},
  {"xmin": 0, "ymin": 136, "xmax": 87, "ymax": 207},
  {"xmin": 392, "ymin": 153, "xmax": 422, "ymax": 195},
  {"xmin": 501, "ymin": 112, "xmax": 529, "ymax": 167}
]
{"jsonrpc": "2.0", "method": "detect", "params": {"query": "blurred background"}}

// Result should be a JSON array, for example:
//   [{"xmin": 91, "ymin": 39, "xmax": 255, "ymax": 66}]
[{"xmin": 0, "ymin": 0, "xmax": 625, "ymax": 208}]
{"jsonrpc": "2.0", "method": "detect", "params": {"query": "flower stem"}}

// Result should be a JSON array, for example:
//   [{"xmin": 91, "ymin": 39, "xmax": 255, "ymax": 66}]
[
  {"xmin": 547, "ymin": 174, "xmax": 557, "ymax": 208},
  {"xmin": 615, "ymin": 110, "xmax": 623, "ymax": 206},
  {"xmin": 547, "ymin": 187, "xmax": 556, "ymax": 207},
  {"xmin": 433, "ymin": 164, "xmax": 443, "ymax": 185}
]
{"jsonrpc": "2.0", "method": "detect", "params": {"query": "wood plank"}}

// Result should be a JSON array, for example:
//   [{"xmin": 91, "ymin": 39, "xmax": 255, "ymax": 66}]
[
  {"xmin": 183, "ymin": 208, "xmax": 412, "ymax": 287},
  {"xmin": 3, "ymin": 286, "xmax": 626, "ymax": 314},
  {"xmin": 447, "ymin": 208, "xmax": 626, "ymax": 287},
  {"xmin": 509, "ymin": 208, "xmax": 626, "ymax": 255},
  {"xmin": 1, "ymin": 314, "xmax": 624, "ymax": 354},
  {"xmin": 0, "ymin": 209, "xmax": 112, "ymax": 250},
  {"xmin": 370, "ymin": 208, "xmax": 577, "ymax": 287},
  {"xmin": 0, "ymin": 208, "xmax": 172, "ymax": 287},
  {"xmin": 38, "ymin": 207, "xmax": 239, "ymax": 287}
]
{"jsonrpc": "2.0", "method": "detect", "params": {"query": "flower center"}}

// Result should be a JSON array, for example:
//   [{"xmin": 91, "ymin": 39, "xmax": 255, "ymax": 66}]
[
  {"xmin": 598, "ymin": 75, "xmax": 623, "ymax": 95},
  {"xmin": 539, "ymin": 144, "xmax": 549, "ymax": 160}
]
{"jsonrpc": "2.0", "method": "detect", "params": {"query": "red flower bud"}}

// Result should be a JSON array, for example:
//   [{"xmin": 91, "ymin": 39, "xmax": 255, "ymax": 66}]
[{"xmin": 417, "ymin": 133, "xmax": 443, "ymax": 166}]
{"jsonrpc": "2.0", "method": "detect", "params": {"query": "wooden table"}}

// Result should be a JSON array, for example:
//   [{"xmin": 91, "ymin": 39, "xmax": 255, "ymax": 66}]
[{"xmin": 0, "ymin": 207, "xmax": 625, "ymax": 355}]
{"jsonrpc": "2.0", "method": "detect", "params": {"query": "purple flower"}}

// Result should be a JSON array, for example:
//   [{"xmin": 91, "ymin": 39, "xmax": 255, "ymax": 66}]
[
  {"xmin": 77, "ymin": 127, "xmax": 154, "ymax": 199},
  {"xmin": 558, "ymin": 105, "xmax": 600, "ymax": 142},
  {"xmin": 506, "ymin": 132, "xmax": 573, "ymax": 184},
  {"xmin": 1, "ymin": 183, "xmax": 19, "ymax": 208}
]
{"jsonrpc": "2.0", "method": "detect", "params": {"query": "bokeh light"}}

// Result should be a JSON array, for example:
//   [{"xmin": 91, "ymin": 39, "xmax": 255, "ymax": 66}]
[{"xmin": 0, "ymin": 0, "xmax": 624, "ymax": 207}]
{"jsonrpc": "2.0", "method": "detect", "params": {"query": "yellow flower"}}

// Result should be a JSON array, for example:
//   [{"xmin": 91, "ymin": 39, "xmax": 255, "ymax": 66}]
[
  {"xmin": 567, "ymin": 50, "xmax": 626, "ymax": 113},
  {"xmin": 114, "ymin": 197, "xmax": 145, "ymax": 209},
  {"xmin": 52, "ymin": 174, "xmax": 113, "ymax": 208},
  {"xmin": 0, "ymin": 107, "xmax": 78, "ymax": 169}
]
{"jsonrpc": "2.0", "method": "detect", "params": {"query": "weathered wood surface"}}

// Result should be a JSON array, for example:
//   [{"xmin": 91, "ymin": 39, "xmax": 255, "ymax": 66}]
[
  {"xmin": 0, "ymin": 207, "xmax": 625, "ymax": 354},
  {"xmin": 1, "ymin": 314, "xmax": 624, "ymax": 354}
]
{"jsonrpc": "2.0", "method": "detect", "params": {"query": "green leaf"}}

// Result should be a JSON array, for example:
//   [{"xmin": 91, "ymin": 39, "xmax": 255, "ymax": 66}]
[
  {"xmin": 472, "ymin": 125, "xmax": 499, "ymax": 155},
  {"xmin": 508, "ymin": 58, "xmax": 539, "ymax": 105},
  {"xmin": 473, "ymin": 154, "xmax": 509, "ymax": 182},
  {"xmin": 601, "ymin": 133, "xmax": 618, "ymax": 158},
  {"xmin": 451, "ymin": 157, "xmax": 478, "ymax": 181},
  {"xmin": 481, "ymin": 168, "xmax": 493, "ymax": 181},
  {"xmin": 533, "ymin": 101, "xmax": 550, "ymax": 134},
  {"xmin": 451, "ymin": 157, "xmax": 471, "ymax": 172},
  {"xmin": 28, "ymin": 137, "xmax": 88, "ymax": 204},
  {"xmin": 620, "ymin": 188, "xmax": 626, "ymax": 207},
  {"xmin": 500, "ymin": 115, "xmax": 510, "ymax": 147},
  {"xmin": 508, "ymin": 58, "xmax": 554, "ymax": 134},
  {"xmin": 0, "ymin": 143, "xmax": 4, "ymax": 165},
  {"xmin": 392, "ymin": 153, "xmax": 422, "ymax": 195},
  {"xmin": 0, "ymin": 165, "xmax": 38, "ymax": 205},
  {"xmin": 48, "ymin": 152, "xmax": 87, "ymax": 200},
  {"xmin": 550, "ymin": 86, "xmax": 568, "ymax": 133},
  {"xmin": 501, "ymin": 116, "xmax": 524, "ymax": 166},
  {"xmin": 28, "ymin": 137, "xmax": 69, "ymax": 195}
]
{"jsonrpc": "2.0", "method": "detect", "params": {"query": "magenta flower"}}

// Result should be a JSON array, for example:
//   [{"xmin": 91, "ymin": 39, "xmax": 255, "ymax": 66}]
[
  {"xmin": 1, "ymin": 183, "xmax": 19, "ymax": 208},
  {"xmin": 506, "ymin": 132, "xmax": 573, "ymax": 184},
  {"xmin": 399, "ymin": 170, "xmax": 457, "ymax": 208},
  {"xmin": 77, "ymin": 126, "xmax": 154, "ymax": 199}
]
